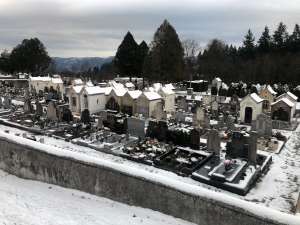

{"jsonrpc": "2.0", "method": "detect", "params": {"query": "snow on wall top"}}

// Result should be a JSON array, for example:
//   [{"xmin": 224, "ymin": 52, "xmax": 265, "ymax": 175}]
[{"xmin": 0, "ymin": 132, "xmax": 299, "ymax": 225}]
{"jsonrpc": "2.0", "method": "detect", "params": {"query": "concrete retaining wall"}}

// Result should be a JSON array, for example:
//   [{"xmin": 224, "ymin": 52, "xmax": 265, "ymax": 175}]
[{"xmin": 0, "ymin": 134, "xmax": 298, "ymax": 225}]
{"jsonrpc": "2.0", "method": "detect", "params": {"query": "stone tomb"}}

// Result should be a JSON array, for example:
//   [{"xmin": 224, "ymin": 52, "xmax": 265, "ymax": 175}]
[
  {"xmin": 3, "ymin": 96, "xmax": 12, "ymax": 109},
  {"xmin": 207, "ymin": 129, "xmax": 220, "ymax": 155},
  {"xmin": 226, "ymin": 131, "xmax": 249, "ymax": 159},
  {"xmin": 46, "ymin": 101, "xmax": 57, "ymax": 121},
  {"xmin": 125, "ymin": 117, "xmax": 145, "ymax": 139},
  {"xmin": 251, "ymin": 113, "xmax": 272, "ymax": 138},
  {"xmin": 81, "ymin": 108, "xmax": 90, "ymax": 124},
  {"xmin": 35, "ymin": 101, "xmax": 43, "ymax": 116},
  {"xmin": 189, "ymin": 128, "xmax": 201, "ymax": 150},
  {"xmin": 152, "ymin": 102, "xmax": 167, "ymax": 120}
]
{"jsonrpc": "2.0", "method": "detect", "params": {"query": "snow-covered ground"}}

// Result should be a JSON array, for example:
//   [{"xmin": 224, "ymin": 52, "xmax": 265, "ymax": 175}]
[
  {"xmin": 0, "ymin": 122, "xmax": 300, "ymax": 222},
  {"xmin": 0, "ymin": 169, "xmax": 195, "ymax": 225}
]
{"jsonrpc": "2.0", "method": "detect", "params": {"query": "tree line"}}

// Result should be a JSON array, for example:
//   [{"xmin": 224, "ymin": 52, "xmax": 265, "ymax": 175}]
[
  {"xmin": 113, "ymin": 21, "xmax": 300, "ymax": 87},
  {"xmin": 1, "ymin": 21, "xmax": 299, "ymax": 88}
]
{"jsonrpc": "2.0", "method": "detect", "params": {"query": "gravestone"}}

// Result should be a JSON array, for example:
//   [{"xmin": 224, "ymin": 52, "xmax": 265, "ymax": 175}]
[
  {"xmin": 0, "ymin": 96, "xmax": 2, "ymax": 106},
  {"xmin": 24, "ymin": 98, "xmax": 30, "ymax": 112},
  {"xmin": 226, "ymin": 132, "xmax": 248, "ymax": 159},
  {"xmin": 47, "ymin": 101, "xmax": 57, "ymax": 121},
  {"xmin": 98, "ymin": 111, "xmax": 108, "ymax": 127},
  {"xmin": 190, "ymin": 128, "xmax": 201, "ymax": 150},
  {"xmin": 146, "ymin": 120, "xmax": 157, "ymax": 137},
  {"xmin": 47, "ymin": 93, "xmax": 53, "ymax": 100},
  {"xmin": 35, "ymin": 101, "xmax": 43, "ymax": 116},
  {"xmin": 196, "ymin": 107, "xmax": 205, "ymax": 122},
  {"xmin": 81, "ymin": 109, "xmax": 90, "ymax": 124},
  {"xmin": 126, "ymin": 117, "xmax": 145, "ymax": 139},
  {"xmin": 152, "ymin": 102, "xmax": 167, "ymax": 120},
  {"xmin": 156, "ymin": 120, "xmax": 168, "ymax": 141},
  {"xmin": 211, "ymin": 100, "xmax": 219, "ymax": 115},
  {"xmin": 29, "ymin": 104, "xmax": 34, "ymax": 114},
  {"xmin": 177, "ymin": 96, "xmax": 187, "ymax": 110},
  {"xmin": 32, "ymin": 86, "xmax": 36, "ymax": 95},
  {"xmin": 248, "ymin": 131, "xmax": 258, "ymax": 166},
  {"xmin": 207, "ymin": 129, "xmax": 220, "ymax": 155},
  {"xmin": 24, "ymin": 87, "xmax": 29, "ymax": 97},
  {"xmin": 62, "ymin": 108, "xmax": 73, "ymax": 122},
  {"xmin": 251, "ymin": 113, "xmax": 272, "ymax": 138},
  {"xmin": 3, "ymin": 96, "xmax": 11, "ymax": 109}
]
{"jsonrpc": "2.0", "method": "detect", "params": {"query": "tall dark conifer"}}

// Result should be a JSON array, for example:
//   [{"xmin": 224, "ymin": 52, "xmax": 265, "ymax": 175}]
[
  {"xmin": 142, "ymin": 19, "xmax": 184, "ymax": 82},
  {"xmin": 114, "ymin": 31, "xmax": 138, "ymax": 80},
  {"xmin": 257, "ymin": 26, "xmax": 271, "ymax": 54},
  {"xmin": 288, "ymin": 23, "xmax": 300, "ymax": 53},
  {"xmin": 242, "ymin": 29, "xmax": 256, "ymax": 60},
  {"xmin": 271, "ymin": 22, "xmax": 289, "ymax": 53}
]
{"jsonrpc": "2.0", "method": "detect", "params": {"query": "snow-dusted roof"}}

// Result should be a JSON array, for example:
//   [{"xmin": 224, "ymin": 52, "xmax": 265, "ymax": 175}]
[
  {"xmin": 143, "ymin": 92, "xmax": 162, "ymax": 100},
  {"xmin": 213, "ymin": 77, "xmax": 222, "ymax": 82},
  {"xmin": 69, "ymin": 86, "xmax": 83, "ymax": 94},
  {"xmin": 113, "ymin": 88, "xmax": 127, "ymax": 97},
  {"xmin": 271, "ymin": 98, "xmax": 295, "ymax": 107},
  {"xmin": 161, "ymin": 87, "xmax": 175, "ymax": 95},
  {"xmin": 153, "ymin": 83, "xmax": 161, "ymax": 92},
  {"xmin": 52, "ymin": 78, "xmax": 63, "ymax": 84},
  {"xmin": 30, "ymin": 76, "xmax": 51, "ymax": 82},
  {"xmin": 111, "ymin": 81, "xmax": 124, "ymax": 89},
  {"xmin": 165, "ymin": 84, "xmax": 175, "ymax": 90},
  {"xmin": 73, "ymin": 79, "xmax": 83, "ymax": 85},
  {"xmin": 100, "ymin": 87, "xmax": 113, "ymax": 95},
  {"xmin": 128, "ymin": 90, "xmax": 142, "ymax": 99},
  {"xmin": 84, "ymin": 86, "xmax": 104, "ymax": 95},
  {"xmin": 287, "ymin": 91, "xmax": 298, "ymax": 101},
  {"xmin": 125, "ymin": 82, "xmax": 135, "ymax": 88},
  {"xmin": 148, "ymin": 87, "xmax": 155, "ymax": 92},
  {"xmin": 86, "ymin": 81, "xmax": 94, "ymax": 87},
  {"xmin": 267, "ymin": 85, "xmax": 277, "ymax": 95},
  {"xmin": 250, "ymin": 93, "xmax": 264, "ymax": 103}
]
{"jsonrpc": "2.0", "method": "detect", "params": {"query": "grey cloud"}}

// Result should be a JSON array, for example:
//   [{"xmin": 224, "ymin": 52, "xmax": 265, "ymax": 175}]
[{"xmin": 0, "ymin": 0, "xmax": 299, "ymax": 57}]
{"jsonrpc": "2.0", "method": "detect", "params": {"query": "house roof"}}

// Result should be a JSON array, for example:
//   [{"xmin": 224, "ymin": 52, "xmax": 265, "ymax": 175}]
[
  {"xmin": 128, "ymin": 90, "xmax": 142, "ymax": 99},
  {"xmin": 100, "ymin": 87, "xmax": 113, "ymax": 95},
  {"xmin": 30, "ymin": 76, "xmax": 51, "ymax": 82},
  {"xmin": 84, "ymin": 86, "xmax": 105, "ymax": 95},
  {"xmin": 287, "ymin": 91, "xmax": 298, "ymax": 101},
  {"xmin": 143, "ymin": 92, "xmax": 162, "ymax": 100},
  {"xmin": 111, "ymin": 81, "xmax": 124, "ymax": 89},
  {"xmin": 69, "ymin": 86, "xmax": 83, "ymax": 94},
  {"xmin": 52, "ymin": 78, "xmax": 63, "ymax": 84},
  {"xmin": 250, "ymin": 93, "xmax": 264, "ymax": 103},
  {"xmin": 271, "ymin": 98, "xmax": 295, "ymax": 107},
  {"xmin": 165, "ymin": 84, "xmax": 175, "ymax": 90},
  {"xmin": 125, "ymin": 82, "xmax": 135, "ymax": 88},
  {"xmin": 213, "ymin": 77, "xmax": 222, "ymax": 82},
  {"xmin": 161, "ymin": 87, "xmax": 175, "ymax": 95},
  {"xmin": 267, "ymin": 85, "xmax": 277, "ymax": 95},
  {"xmin": 113, "ymin": 88, "xmax": 127, "ymax": 97},
  {"xmin": 73, "ymin": 79, "xmax": 83, "ymax": 85}
]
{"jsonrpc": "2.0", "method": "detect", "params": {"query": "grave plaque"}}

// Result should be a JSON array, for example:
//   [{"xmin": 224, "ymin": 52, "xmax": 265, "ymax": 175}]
[
  {"xmin": 126, "ymin": 117, "xmax": 145, "ymax": 138},
  {"xmin": 190, "ymin": 128, "xmax": 200, "ymax": 150},
  {"xmin": 47, "ymin": 101, "xmax": 57, "ymax": 121},
  {"xmin": 207, "ymin": 129, "xmax": 220, "ymax": 155},
  {"xmin": 226, "ymin": 132, "xmax": 248, "ymax": 159}
]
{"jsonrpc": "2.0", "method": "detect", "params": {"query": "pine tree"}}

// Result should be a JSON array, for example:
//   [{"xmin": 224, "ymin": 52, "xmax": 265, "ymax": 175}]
[
  {"xmin": 288, "ymin": 24, "xmax": 300, "ymax": 53},
  {"xmin": 271, "ymin": 22, "xmax": 289, "ymax": 53},
  {"xmin": 142, "ymin": 19, "xmax": 184, "ymax": 82},
  {"xmin": 242, "ymin": 29, "xmax": 256, "ymax": 60},
  {"xmin": 133, "ymin": 40, "xmax": 149, "ymax": 76},
  {"xmin": 257, "ymin": 26, "xmax": 271, "ymax": 54},
  {"xmin": 114, "ymin": 31, "xmax": 138, "ymax": 80}
]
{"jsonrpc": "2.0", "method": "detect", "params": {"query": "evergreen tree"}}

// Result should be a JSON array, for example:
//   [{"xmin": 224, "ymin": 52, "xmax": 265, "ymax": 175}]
[
  {"xmin": 133, "ymin": 40, "xmax": 149, "ymax": 76},
  {"xmin": 271, "ymin": 22, "xmax": 289, "ymax": 53},
  {"xmin": 0, "ymin": 50, "xmax": 12, "ymax": 73},
  {"xmin": 142, "ymin": 19, "xmax": 184, "ymax": 82},
  {"xmin": 257, "ymin": 26, "xmax": 271, "ymax": 54},
  {"xmin": 288, "ymin": 23, "xmax": 300, "ymax": 53},
  {"xmin": 10, "ymin": 38, "xmax": 51, "ymax": 74},
  {"xmin": 114, "ymin": 31, "xmax": 138, "ymax": 80},
  {"xmin": 242, "ymin": 29, "xmax": 256, "ymax": 60},
  {"xmin": 250, "ymin": 85, "xmax": 258, "ymax": 94}
]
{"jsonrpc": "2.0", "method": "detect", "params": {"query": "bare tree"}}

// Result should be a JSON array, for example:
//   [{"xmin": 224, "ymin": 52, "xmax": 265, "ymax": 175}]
[{"xmin": 182, "ymin": 39, "xmax": 201, "ymax": 80}]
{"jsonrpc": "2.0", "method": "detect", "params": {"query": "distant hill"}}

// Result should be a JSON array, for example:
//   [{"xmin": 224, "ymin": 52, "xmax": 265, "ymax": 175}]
[{"xmin": 52, "ymin": 56, "xmax": 114, "ymax": 71}]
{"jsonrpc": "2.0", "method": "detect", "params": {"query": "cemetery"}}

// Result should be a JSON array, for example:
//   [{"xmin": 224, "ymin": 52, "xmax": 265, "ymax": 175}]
[{"xmin": 0, "ymin": 77, "xmax": 298, "ymax": 198}]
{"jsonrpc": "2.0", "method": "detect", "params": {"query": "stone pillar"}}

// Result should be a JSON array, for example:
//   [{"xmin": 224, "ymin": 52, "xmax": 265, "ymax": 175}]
[
  {"xmin": 207, "ymin": 129, "xmax": 220, "ymax": 155},
  {"xmin": 248, "ymin": 131, "xmax": 258, "ymax": 166}
]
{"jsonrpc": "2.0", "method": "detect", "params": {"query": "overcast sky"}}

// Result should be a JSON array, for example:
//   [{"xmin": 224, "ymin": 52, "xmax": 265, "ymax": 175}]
[{"xmin": 0, "ymin": 0, "xmax": 299, "ymax": 58}]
